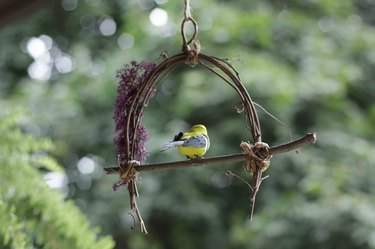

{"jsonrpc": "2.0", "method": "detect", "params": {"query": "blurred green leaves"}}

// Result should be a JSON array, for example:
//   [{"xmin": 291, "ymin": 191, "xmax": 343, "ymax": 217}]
[{"xmin": 0, "ymin": 110, "xmax": 114, "ymax": 248}]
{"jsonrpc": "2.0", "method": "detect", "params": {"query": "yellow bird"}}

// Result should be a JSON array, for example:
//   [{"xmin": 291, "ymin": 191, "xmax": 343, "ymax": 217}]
[{"xmin": 161, "ymin": 124, "xmax": 210, "ymax": 159}]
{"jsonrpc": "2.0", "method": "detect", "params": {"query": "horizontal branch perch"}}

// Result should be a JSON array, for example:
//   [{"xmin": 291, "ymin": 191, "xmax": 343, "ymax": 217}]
[{"xmin": 104, "ymin": 132, "xmax": 316, "ymax": 174}]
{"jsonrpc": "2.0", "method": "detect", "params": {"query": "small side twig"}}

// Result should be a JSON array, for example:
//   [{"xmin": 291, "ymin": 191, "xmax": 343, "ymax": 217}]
[
  {"xmin": 226, "ymin": 171, "xmax": 253, "ymax": 190},
  {"xmin": 248, "ymin": 169, "xmax": 270, "ymax": 220},
  {"xmin": 104, "ymin": 132, "xmax": 316, "ymax": 174}
]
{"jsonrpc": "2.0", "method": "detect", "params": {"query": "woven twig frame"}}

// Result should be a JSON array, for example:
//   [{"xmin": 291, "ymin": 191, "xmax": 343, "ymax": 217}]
[
  {"xmin": 111, "ymin": 50, "xmax": 317, "ymax": 233},
  {"xmin": 121, "ymin": 52, "xmax": 262, "ymax": 165}
]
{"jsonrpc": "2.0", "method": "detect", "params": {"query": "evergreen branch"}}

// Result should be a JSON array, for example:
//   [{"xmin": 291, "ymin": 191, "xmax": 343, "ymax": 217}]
[{"xmin": 104, "ymin": 133, "xmax": 316, "ymax": 174}]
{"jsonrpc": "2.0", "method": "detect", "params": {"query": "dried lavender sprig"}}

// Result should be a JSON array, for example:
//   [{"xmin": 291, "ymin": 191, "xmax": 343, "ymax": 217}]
[{"xmin": 113, "ymin": 60, "xmax": 156, "ymax": 165}]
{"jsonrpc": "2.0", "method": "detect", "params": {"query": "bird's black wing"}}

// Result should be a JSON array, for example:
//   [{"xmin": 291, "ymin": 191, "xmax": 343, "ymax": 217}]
[{"xmin": 173, "ymin": 132, "xmax": 184, "ymax": 141}]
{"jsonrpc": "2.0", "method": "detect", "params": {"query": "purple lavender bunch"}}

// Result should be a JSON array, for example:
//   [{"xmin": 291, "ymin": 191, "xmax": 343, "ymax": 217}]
[{"xmin": 113, "ymin": 60, "xmax": 156, "ymax": 164}]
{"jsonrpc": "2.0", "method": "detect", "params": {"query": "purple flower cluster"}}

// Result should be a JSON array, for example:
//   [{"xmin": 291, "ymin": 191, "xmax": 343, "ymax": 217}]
[
  {"xmin": 113, "ymin": 60, "xmax": 156, "ymax": 164},
  {"xmin": 112, "ymin": 180, "xmax": 127, "ymax": 191}
]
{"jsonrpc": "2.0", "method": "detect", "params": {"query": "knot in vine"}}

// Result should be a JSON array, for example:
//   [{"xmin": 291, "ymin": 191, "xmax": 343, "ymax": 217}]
[
  {"xmin": 119, "ymin": 160, "xmax": 140, "ymax": 183},
  {"xmin": 185, "ymin": 39, "xmax": 201, "ymax": 65},
  {"xmin": 240, "ymin": 141, "xmax": 272, "ymax": 173}
]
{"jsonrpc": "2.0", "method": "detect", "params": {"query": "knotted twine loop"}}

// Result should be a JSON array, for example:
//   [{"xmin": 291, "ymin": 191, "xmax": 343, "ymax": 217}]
[
  {"xmin": 240, "ymin": 141, "xmax": 272, "ymax": 173},
  {"xmin": 185, "ymin": 40, "xmax": 201, "ymax": 65},
  {"xmin": 119, "ymin": 160, "xmax": 140, "ymax": 183},
  {"xmin": 181, "ymin": 0, "xmax": 200, "ymax": 65}
]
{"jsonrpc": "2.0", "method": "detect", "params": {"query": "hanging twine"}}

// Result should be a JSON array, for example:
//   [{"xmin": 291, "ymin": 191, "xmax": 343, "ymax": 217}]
[
  {"xmin": 181, "ymin": 0, "xmax": 200, "ymax": 64},
  {"xmin": 240, "ymin": 141, "xmax": 272, "ymax": 173},
  {"xmin": 183, "ymin": 0, "xmax": 192, "ymax": 19}
]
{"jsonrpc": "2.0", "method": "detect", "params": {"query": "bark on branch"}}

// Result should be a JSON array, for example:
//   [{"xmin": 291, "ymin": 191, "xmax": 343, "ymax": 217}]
[{"xmin": 104, "ymin": 132, "xmax": 316, "ymax": 174}]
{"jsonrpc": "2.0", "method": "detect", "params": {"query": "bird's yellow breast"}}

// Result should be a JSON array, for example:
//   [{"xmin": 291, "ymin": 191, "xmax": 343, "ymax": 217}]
[{"xmin": 177, "ymin": 146, "xmax": 207, "ymax": 158}]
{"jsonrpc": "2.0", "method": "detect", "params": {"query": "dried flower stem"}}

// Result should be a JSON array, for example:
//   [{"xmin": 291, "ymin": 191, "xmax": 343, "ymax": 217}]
[{"xmin": 105, "ymin": 132, "xmax": 316, "ymax": 174}]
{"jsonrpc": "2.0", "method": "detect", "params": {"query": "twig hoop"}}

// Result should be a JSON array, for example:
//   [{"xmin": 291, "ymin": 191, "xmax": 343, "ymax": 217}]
[{"xmin": 121, "ymin": 53, "xmax": 262, "ymax": 168}]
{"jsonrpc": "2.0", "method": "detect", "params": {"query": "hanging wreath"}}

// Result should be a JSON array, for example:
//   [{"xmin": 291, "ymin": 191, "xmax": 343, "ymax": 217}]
[{"xmin": 105, "ymin": 0, "xmax": 316, "ymax": 234}]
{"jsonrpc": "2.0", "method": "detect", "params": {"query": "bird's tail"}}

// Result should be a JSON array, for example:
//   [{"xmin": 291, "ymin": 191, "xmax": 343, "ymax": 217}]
[{"xmin": 160, "ymin": 141, "xmax": 184, "ymax": 151}]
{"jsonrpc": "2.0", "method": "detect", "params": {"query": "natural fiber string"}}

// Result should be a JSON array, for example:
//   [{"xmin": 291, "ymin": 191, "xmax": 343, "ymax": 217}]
[
  {"xmin": 119, "ymin": 160, "xmax": 140, "ymax": 183},
  {"xmin": 240, "ymin": 141, "xmax": 272, "ymax": 173},
  {"xmin": 184, "ymin": 0, "xmax": 192, "ymax": 19},
  {"xmin": 185, "ymin": 40, "xmax": 201, "ymax": 65},
  {"xmin": 181, "ymin": 0, "xmax": 200, "ymax": 64}
]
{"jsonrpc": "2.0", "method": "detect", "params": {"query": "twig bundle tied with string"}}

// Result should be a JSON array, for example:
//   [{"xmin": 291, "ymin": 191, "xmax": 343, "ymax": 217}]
[{"xmin": 108, "ymin": 0, "xmax": 316, "ymax": 234}]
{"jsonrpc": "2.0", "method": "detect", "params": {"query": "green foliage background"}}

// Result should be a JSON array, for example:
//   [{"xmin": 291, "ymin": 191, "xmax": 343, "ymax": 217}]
[
  {"xmin": 0, "ymin": 110, "xmax": 114, "ymax": 248},
  {"xmin": 1, "ymin": 0, "xmax": 375, "ymax": 248}
]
